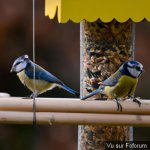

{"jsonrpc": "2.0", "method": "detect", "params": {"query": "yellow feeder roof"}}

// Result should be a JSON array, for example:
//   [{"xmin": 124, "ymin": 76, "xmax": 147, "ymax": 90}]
[{"xmin": 45, "ymin": 0, "xmax": 150, "ymax": 23}]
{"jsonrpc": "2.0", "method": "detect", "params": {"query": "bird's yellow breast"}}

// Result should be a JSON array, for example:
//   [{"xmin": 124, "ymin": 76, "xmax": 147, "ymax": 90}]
[
  {"xmin": 103, "ymin": 75, "xmax": 138, "ymax": 99},
  {"xmin": 17, "ymin": 70, "xmax": 55, "ymax": 94}
]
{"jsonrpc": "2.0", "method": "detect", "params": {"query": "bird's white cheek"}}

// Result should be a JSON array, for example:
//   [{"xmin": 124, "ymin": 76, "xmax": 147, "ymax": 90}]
[
  {"xmin": 16, "ymin": 63, "xmax": 26, "ymax": 72},
  {"xmin": 127, "ymin": 68, "xmax": 140, "ymax": 78}
]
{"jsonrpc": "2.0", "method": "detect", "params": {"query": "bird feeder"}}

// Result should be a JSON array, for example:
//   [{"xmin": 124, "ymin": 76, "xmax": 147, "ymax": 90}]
[{"xmin": 45, "ymin": 0, "xmax": 150, "ymax": 150}]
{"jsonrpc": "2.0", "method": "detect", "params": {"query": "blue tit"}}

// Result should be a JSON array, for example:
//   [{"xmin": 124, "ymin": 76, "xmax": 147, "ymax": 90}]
[
  {"xmin": 11, "ymin": 55, "xmax": 79, "ymax": 98},
  {"xmin": 81, "ymin": 61, "xmax": 144, "ymax": 111}
]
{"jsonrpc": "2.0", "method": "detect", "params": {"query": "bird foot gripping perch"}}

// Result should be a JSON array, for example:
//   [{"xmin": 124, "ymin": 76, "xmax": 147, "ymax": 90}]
[
  {"xmin": 95, "ymin": 98, "xmax": 123, "ymax": 112},
  {"xmin": 114, "ymin": 99, "xmax": 123, "ymax": 112},
  {"xmin": 22, "ymin": 92, "xmax": 39, "ymax": 99},
  {"xmin": 132, "ymin": 97, "xmax": 141, "ymax": 107},
  {"xmin": 114, "ymin": 97, "xmax": 141, "ymax": 112}
]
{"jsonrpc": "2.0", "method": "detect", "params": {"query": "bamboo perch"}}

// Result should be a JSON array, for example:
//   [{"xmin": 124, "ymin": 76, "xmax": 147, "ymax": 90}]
[
  {"xmin": 0, "ymin": 97, "xmax": 150, "ymax": 114},
  {"xmin": 0, "ymin": 111, "xmax": 150, "ymax": 126}
]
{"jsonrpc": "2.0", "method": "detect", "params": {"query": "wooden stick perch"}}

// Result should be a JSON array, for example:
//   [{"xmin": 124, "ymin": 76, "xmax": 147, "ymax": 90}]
[
  {"xmin": 0, "ymin": 97, "xmax": 150, "ymax": 126},
  {"xmin": 0, "ymin": 97, "xmax": 150, "ymax": 114},
  {"xmin": 0, "ymin": 111, "xmax": 150, "ymax": 126}
]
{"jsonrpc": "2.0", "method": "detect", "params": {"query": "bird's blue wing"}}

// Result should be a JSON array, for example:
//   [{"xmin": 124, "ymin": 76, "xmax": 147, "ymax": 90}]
[
  {"xmin": 25, "ymin": 64, "xmax": 63, "ymax": 85},
  {"xmin": 25, "ymin": 64, "xmax": 79, "ymax": 96},
  {"xmin": 103, "ymin": 70, "xmax": 122, "ymax": 86}
]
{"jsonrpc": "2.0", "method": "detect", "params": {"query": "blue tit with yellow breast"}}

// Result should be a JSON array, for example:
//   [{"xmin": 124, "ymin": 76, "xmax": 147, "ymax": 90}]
[
  {"xmin": 81, "ymin": 61, "xmax": 144, "ymax": 111},
  {"xmin": 11, "ymin": 55, "xmax": 79, "ymax": 98}
]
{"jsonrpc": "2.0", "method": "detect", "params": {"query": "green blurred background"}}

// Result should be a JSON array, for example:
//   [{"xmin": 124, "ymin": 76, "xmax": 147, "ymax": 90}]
[{"xmin": 0, "ymin": 0, "xmax": 150, "ymax": 150}]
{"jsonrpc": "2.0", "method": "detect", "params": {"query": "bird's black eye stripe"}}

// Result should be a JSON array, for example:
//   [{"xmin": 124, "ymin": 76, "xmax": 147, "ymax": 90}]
[
  {"xmin": 15, "ymin": 61, "xmax": 21, "ymax": 66},
  {"xmin": 129, "ymin": 65, "xmax": 141, "ymax": 71},
  {"xmin": 135, "ymin": 66, "xmax": 141, "ymax": 71}
]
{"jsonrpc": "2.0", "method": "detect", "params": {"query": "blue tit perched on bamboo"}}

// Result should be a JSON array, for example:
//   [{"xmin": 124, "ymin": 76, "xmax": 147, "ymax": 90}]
[
  {"xmin": 81, "ymin": 61, "xmax": 144, "ymax": 111},
  {"xmin": 11, "ymin": 55, "xmax": 79, "ymax": 98}
]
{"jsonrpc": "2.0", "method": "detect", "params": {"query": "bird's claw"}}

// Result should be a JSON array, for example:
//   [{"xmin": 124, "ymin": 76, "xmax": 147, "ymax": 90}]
[
  {"xmin": 22, "ymin": 93, "xmax": 36, "ymax": 99},
  {"xmin": 30, "ymin": 91, "xmax": 40, "ymax": 99},
  {"xmin": 115, "ymin": 99, "xmax": 122, "ymax": 112},
  {"xmin": 132, "ymin": 97, "xmax": 141, "ymax": 107},
  {"xmin": 22, "ymin": 96, "xmax": 35, "ymax": 99}
]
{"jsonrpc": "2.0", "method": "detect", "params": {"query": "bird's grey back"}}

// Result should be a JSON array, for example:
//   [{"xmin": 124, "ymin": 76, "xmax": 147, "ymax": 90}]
[{"xmin": 103, "ymin": 70, "xmax": 122, "ymax": 86}]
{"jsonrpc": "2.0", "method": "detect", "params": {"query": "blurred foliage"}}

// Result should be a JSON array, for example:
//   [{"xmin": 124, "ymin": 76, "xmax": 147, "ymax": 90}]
[{"xmin": 0, "ymin": 0, "xmax": 150, "ymax": 150}]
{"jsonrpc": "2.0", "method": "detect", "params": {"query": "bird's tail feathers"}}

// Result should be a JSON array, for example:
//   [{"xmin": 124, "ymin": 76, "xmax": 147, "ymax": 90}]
[
  {"xmin": 81, "ymin": 87, "xmax": 103, "ymax": 100},
  {"xmin": 60, "ymin": 84, "xmax": 80, "ymax": 97}
]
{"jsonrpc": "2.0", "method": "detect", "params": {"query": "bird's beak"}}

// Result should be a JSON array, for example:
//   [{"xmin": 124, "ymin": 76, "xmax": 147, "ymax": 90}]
[
  {"xmin": 138, "ymin": 68, "xmax": 144, "ymax": 77},
  {"xmin": 141, "ymin": 68, "xmax": 145, "ymax": 73},
  {"xmin": 10, "ymin": 67, "xmax": 14, "ymax": 73}
]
